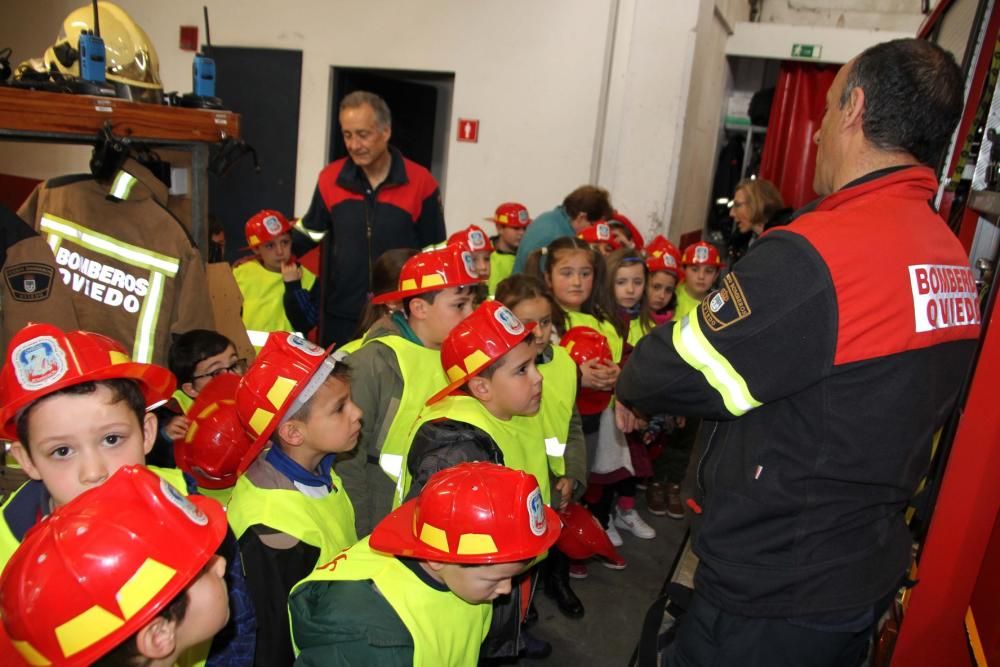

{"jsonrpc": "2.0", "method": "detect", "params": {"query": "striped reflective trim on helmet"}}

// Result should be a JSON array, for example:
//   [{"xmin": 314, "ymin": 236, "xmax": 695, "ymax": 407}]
[
  {"xmin": 672, "ymin": 314, "xmax": 761, "ymax": 416},
  {"xmin": 109, "ymin": 170, "xmax": 139, "ymax": 200},
  {"xmin": 40, "ymin": 215, "xmax": 180, "ymax": 276},
  {"xmin": 293, "ymin": 218, "xmax": 326, "ymax": 243}
]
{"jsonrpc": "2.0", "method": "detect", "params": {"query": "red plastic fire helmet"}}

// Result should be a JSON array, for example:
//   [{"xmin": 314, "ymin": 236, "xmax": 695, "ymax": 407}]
[
  {"xmin": 244, "ymin": 209, "xmax": 293, "ymax": 248},
  {"xmin": 373, "ymin": 244, "xmax": 481, "ymax": 305},
  {"xmin": 646, "ymin": 235, "xmax": 683, "ymax": 269},
  {"xmin": 371, "ymin": 461, "xmax": 561, "ymax": 564},
  {"xmin": 0, "ymin": 465, "xmax": 226, "ymax": 667},
  {"xmin": 235, "ymin": 332, "xmax": 336, "ymax": 459},
  {"xmin": 559, "ymin": 326, "xmax": 614, "ymax": 415},
  {"xmin": 681, "ymin": 241, "xmax": 725, "ymax": 268},
  {"xmin": 448, "ymin": 224, "xmax": 494, "ymax": 253},
  {"xmin": 0, "ymin": 323, "xmax": 175, "ymax": 440},
  {"xmin": 557, "ymin": 502, "xmax": 623, "ymax": 562},
  {"xmin": 427, "ymin": 300, "xmax": 536, "ymax": 405},
  {"xmin": 646, "ymin": 252, "xmax": 680, "ymax": 279},
  {"xmin": 486, "ymin": 202, "xmax": 532, "ymax": 228},
  {"xmin": 174, "ymin": 374, "xmax": 253, "ymax": 490},
  {"xmin": 578, "ymin": 222, "xmax": 619, "ymax": 249},
  {"xmin": 609, "ymin": 212, "xmax": 645, "ymax": 250}
]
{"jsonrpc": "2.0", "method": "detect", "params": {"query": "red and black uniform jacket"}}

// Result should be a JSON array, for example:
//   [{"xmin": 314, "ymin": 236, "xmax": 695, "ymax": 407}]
[
  {"xmin": 294, "ymin": 147, "xmax": 445, "ymax": 346},
  {"xmin": 617, "ymin": 166, "xmax": 980, "ymax": 617}
]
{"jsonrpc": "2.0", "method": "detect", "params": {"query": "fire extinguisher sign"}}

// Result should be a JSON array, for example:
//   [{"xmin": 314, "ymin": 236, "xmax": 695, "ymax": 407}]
[{"xmin": 457, "ymin": 119, "xmax": 479, "ymax": 143}]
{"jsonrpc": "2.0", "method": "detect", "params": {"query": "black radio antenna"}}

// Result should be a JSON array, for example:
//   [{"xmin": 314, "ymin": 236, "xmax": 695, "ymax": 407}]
[
  {"xmin": 92, "ymin": 0, "xmax": 101, "ymax": 36},
  {"xmin": 203, "ymin": 6, "xmax": 212, "ymax": 52}
]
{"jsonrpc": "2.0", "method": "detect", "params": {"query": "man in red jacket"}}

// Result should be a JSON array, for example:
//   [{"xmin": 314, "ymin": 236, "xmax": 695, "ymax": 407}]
[
  {"xmin": 294, "ymin": 91, "xmax": 445, "ymax": 347},
  {"xmin": 618, "ymin": 39, "xmax": 979, "ymax": 666}
]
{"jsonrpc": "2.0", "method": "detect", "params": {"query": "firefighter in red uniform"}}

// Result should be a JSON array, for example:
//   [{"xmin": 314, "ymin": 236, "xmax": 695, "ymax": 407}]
[{"xmin": 617, "ymin": 39, "xmax": 980, "ymax": 666}]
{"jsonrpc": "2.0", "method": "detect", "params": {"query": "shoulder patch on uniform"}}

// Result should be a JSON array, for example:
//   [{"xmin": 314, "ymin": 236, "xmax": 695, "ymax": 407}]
[
  {"xmin": 701, "ymin": 272, "xmax": 751, "ymax": 332},
  {"xmin": 3, "ymin": 263, "xmax": 54, "ymax": 302}
]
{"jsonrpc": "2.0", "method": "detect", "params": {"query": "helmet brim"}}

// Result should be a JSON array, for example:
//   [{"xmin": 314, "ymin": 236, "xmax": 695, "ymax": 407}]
[{"xmin": 372, "ymin": 278, "xmax": 480, "ymax": 305}]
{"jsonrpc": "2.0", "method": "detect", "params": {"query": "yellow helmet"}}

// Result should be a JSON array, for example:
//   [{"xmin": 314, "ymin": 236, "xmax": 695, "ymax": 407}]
[{"xmin": 44, "ymin": 2, "xmax": 162, "ymax": 103}]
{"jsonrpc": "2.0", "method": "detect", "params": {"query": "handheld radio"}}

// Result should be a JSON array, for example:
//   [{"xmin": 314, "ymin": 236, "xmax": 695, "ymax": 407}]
[
  {"xmin": 78, "ymin": 0, "xmax": 106, "ymax": 83},
  {"xmin": 193, "ymin": 6, "xmax": 216, "ymax": 97}
]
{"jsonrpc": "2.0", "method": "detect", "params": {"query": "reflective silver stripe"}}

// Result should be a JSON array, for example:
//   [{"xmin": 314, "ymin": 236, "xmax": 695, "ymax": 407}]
[
  {"xmin": 672, "ymin": 315, "xmax": 761, "ymax": 416},
  {"xmin": 134, "ymin": 271, "xmax": 165, "ymax": 363},
  {"xmin": 545, "ymin": 437, "xmax": 567, "ymax": 458},
  {"xmin": 293, "ymin": 219, "xmax": 326, "ymax": 243},
  {"xmin": 246, "ymin": 330, "xmax": 270, "ymax": 347},
  {"xmin": 109, "ymin": 171, "xmax": 138, "ymax": 200},
  {"xmin": 40, "ymin": 216, "xmax": 180, "ymax": 275}
]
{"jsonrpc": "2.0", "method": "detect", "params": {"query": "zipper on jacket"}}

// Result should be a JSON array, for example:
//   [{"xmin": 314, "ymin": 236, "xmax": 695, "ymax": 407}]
[
  {"xmin": 364, "ymin": 191, "xmax": 375, "ymax": 294},
  {"xmin": 696, "ymin": 421, "xmax": 719, "ymax": 494}
]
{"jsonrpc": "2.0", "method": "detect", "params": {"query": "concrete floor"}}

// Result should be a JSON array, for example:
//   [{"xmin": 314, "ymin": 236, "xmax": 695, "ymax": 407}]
[{"xmin": 527, "ymin": 496, "xmax": 690, "ymax": 666}]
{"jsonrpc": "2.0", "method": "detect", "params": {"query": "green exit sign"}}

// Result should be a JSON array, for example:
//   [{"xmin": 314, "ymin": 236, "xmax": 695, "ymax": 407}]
[{"xmin": 792, "ymin": 43, "xmax": 822, "ymax": 59}]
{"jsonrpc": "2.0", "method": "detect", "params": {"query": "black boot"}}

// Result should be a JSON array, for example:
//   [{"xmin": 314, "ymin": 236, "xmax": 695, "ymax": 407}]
[{"xmin": 543, "ymin": 548, "xmax": 584, "ymax": 618}]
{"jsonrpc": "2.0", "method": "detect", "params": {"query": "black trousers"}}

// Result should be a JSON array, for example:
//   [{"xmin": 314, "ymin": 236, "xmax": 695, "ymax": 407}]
[{"xmin": 662, "ymin": 590, "xmax": 888, "ymax": 667}]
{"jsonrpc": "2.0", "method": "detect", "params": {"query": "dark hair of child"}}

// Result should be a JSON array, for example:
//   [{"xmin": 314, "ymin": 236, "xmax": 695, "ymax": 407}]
[
  {"xmin": 401, "ymin": 283, "xmax": 475, "ymax": 318},
  {"xmin": 15, "ymin": 379, "xmax": 147, "ymax": 452},
  {"xmin": 494, "ymin": 273, "xmax": 564, "ymax": 342},
  {"xmin": 606, "ymin": 247, "xmax": 655, "ymax": 336},
  {"xmin": 168, "ymin": 330, "xmax": 234, "ymax": 386},
  {"xmin": 92, "ymin": 589, "xmax": 190, "ymax": 667},
  {"xmin": 353, "ymin": 248, "xmax": 420, "ymax": 338},
  {"xmin": 607, "ymin": 220, "xmax": 633, "ymax": 242},
  {"xmin": 525, "ymin": 236, "xmax": 618, "ymax": 335}
]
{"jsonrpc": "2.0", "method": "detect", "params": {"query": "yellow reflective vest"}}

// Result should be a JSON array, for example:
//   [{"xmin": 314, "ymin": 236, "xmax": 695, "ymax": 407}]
[
  {"xmin": 486, "ymin": 251, "xmax": 516, "ymax": 296},
  {"xmin": 401, "ymin": 395, "xmax": 553, "ymax": 507},
  {"xmin": 226, "ymin": 463, "xmax": 357, "ymax": 566},
  {"xmin": 373, "ymin": 337, "xmax": 448, "ymax": 483},
  {"xmin": 674, "ymin": 284, "xmax": 702, "ymax": 319},
  {"xmin": 536, "ymin": 346, "xmax": 576, "ymax": 477},
  {"xmin": 232, "ymin": 259, "xmax": 316, "ymax": 349},
  {"xmin": 291, "ymin": 536, "xmax": 492, "ymax": 666}
]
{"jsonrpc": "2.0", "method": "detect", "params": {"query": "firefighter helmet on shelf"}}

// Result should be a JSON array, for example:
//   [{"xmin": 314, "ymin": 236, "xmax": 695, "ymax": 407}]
[
  {"xmin": 373, "ymin": 244, "xmax": 481, "ymax": 304},
  {"xmin": 44, "ymin": 2, "xmax": 164, "ymax": 103},
  {"xmin": 427, "ymin": 300, "xmax": 536, "ymax": 405},
  {"xmin": 0, "ymin": 323, "xmax": 175, "ymax": 440},
  {"xmin": 0, "ymin": 465, "xmax": 226, "ymax": 667},
  {"xmin": 371, "ymin": 461, "xmax": 561, "ymax": 564}
]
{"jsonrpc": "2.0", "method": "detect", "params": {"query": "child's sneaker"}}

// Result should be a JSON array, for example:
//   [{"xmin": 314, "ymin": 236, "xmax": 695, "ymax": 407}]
[
  {"xmin": 605, "ymin": 522, "xmax": 624, "ymax": 547},
  {"xmin": 666, "ymin": 483, "xmax": 686, "ymax": 520},
  {"xmin": 601, "ymin": 553, "xmax": 627, "ymax": 570},
  {"xmin": 614, "ymin": 507, "xmax": 657, "ymax": 539},
  {"xmin": 569, "ymin": 562, "xmax": 589, "ymax": 579}
]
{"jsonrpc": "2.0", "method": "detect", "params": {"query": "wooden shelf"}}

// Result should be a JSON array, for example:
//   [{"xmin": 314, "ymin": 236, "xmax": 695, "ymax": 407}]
[{"xmin": 0, "ymin": 86, "xmax": 240, "ymax": 145}]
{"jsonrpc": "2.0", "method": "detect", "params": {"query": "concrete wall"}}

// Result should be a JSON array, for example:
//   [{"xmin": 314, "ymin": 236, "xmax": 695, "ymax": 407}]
[{"xmin": 759, "ymin": 0, "xmax": 929, "ymax": 32}]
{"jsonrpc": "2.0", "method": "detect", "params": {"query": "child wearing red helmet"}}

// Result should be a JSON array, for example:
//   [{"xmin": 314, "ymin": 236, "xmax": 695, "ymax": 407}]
[
  {"xmin": 496, "ymin": 274, "xmax": 590, "ymax": 620},
  {"xmin": 228, "ymin": 331, "xmax": 361, "ymax": 666},
  {"xmin": 0, "ymin": 465, "xmax": 231, "ymax": 667},
  {"xmin": 290, "ymin": 462, "xmax": 560, "ymax": 666},
  {"xmin": 0, "ymin": 323, "xmax": 256, "ymax": 665},
  {"xmin": 448, "ymin": 224, "xmax": 494, "ymax": 283},
  {"xmin": 333, "ymin": 244, "xmax": 480, "ymax": 538},
  {"xmin": 676, "ymin": 240, "xmax": 725, "ymax": 318},
  {"xmin": 578, "ymin": 222, "xmax": 620, "ymax": 257},
  {"xmin": 233, "ymin": 209, "xmax": 317, "ymax": 349},
  {"xmin": 485, "ymin": 202, "xmax": 532, "ymax": 295}
]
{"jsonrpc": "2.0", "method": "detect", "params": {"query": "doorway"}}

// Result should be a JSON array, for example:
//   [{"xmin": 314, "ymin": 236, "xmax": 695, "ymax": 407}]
[
  {"xmin": 209, "ymin": 46, "xmax": 303, "ymax": 262},
  {"xmin": 329, "ymin": 67, "xmax": 454, "ymax": 194}
]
